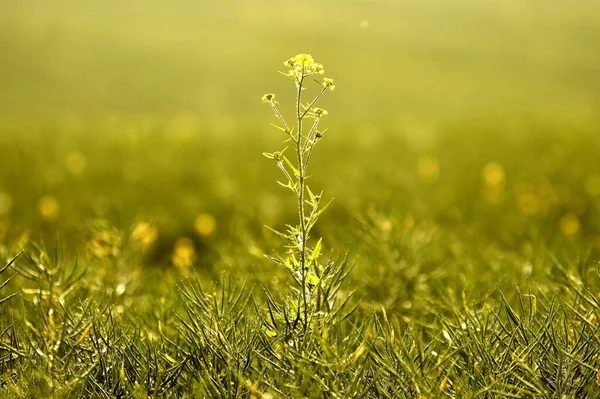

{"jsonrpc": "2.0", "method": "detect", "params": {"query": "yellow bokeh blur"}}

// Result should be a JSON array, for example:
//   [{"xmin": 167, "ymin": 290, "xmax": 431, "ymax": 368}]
[
  {"xmin": 38, "ymin": 195, "xmax": 60, "ymax": 221},
  {"xmin": 169, "ymin": 112, "xmax": 200, "ymax": 141},
  {"xmin": 482, "ymin": 162, "xmax": 506, "ymax": 203},
  {"xmin": 172, "ymin": 237, "xmax": 196, "ymax": 269},
  {"xmin": 194, "ymin": 213, "xmax": 216, "ymax": 237},
  {"xmin": 131, "ymin": 222, "xmax": 159, "ymax": 252},
  {"xmin": 584, "ymin": 175, "xmax": 600, "ymax": 197},
  {"xmin": 417, "ymin": 156, "xmax": 440, "ymax": 183},
  {"xmin": 66, "ymin": 151, "xmax": 87, "ymax": 175},
  {"xmin": 482, "ymin": 163, "xmax": 505, "ymax": 189},
  {"xmin": 559, "ymin": 213, "xmax": 580, "ymax": 238},
  {"xmin": 0, "ymin": 192, "xmax": 12, "ymax": 215},
  {"xmin": 517, "ymin": 193, "xmax": 541, "ymax": 216},
  {"xmin": 88, "ymin": 229, "xmax": 122, "ymax": 259}
]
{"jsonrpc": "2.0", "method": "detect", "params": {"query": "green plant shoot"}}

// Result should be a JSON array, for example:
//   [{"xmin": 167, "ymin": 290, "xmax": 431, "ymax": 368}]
[{"xmin": 262, "ymin": 54, "xmax": 336, "ymax": 332}]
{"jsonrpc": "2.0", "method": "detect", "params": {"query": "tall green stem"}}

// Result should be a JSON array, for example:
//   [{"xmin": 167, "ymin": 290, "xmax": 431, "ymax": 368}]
[{"xmin": 296, "ymin": 75, "xmax": 309, "ymax": 332}]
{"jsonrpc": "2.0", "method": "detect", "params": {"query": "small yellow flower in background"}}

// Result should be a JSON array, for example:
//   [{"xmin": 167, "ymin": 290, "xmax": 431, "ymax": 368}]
[
  {"xmin": 131, "ymin": 222, "xmax": 159, "ymax": 253},
  {"xmin": 418, "ymin": 156, "xmax": 440, "ymax": 183},
  {"xmin": 0, "ymin": 192, "xmax": 12, "ymax": 215},
  {"xmin": 66, "ymin": 151, "xmax": 87, "ymax": 175},
  {"xmin": 38, "ymin": 195, "xmax": 60, "ymax": 221},
  {"xmin": 482, "ymin": 162, "xmax": 505, "ymax": 189},
  {"xmin": 559, "ymin": 213, "xmax": 580, "ymax": 237},
  {"xmin": 172, "ymin": 237, "xmax": 196, "ymax": 269},
  {"xmin": 88, "ymin": 228, "xmax": 121, "ymax": 259},
  {"xmin": 194, "ymin": 213, "xmax": 216, "ymax": 237},
  {"xmin": 517, "ymin": 192, "xmax": 541, "ymax": 216}
]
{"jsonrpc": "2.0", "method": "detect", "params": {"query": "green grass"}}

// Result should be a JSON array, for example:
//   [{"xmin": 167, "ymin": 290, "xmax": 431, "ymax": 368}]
[
  {"xmin": 2, "ymin": 1, "xmax": 600, "ymax": 397},
  {"xmin": 1, "ymin": 120, "xmax": 599, "ymax": 397}
]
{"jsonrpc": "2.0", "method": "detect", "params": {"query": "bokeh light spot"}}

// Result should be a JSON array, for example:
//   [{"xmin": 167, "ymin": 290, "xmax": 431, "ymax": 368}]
[
  {"xmin": 194, "ymin": 213, "xmax": 216, "ymax": 237},
  {"xmin": 38, "ymin": 195, "xmax": 60, "ymax": 221}
]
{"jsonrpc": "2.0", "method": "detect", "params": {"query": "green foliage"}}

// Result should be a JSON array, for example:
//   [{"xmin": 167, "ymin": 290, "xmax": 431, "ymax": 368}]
[
  {"xmin": 1, "ymin": 49, "xmax": 600, "ymax": 397},
  {"xmin": 261, "ymin": 54, "xmax": 345, "ymax": 339},
  {"xmin": 0, "ymin": 252, "xmax": 21, "ymax": 305}
]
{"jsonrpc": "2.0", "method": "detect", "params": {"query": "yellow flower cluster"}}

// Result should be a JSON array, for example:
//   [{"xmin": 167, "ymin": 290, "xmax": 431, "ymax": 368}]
[
  {"xmin": 285, "ymin": 53, "xmax": 324, "ymax": 75},
  {"xmin": 261, "ymin": 54, "xmax": 335, "ymax": 104},
  {"xmin": 322, "ymin": 77, "xmax": 335, "ymax": 91},
  {"xmin": 284, "ymin": 53, "xmax": 325, "ymax": 81}
]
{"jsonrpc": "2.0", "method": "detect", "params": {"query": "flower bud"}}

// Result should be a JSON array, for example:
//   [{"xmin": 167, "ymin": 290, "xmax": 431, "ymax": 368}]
[{"xmin": 262, "ymin": 93, "xmax": 276, "ymax": 103}]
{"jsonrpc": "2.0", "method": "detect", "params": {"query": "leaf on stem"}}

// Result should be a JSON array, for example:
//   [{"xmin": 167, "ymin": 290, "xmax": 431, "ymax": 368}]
[
  {"xmin": 309, "ymin": 238, "xmax": 323, "ymax": 263},
  {"xmin": 264, "ymin": 225, "xmax": 291, "ymax": 240},
  {"xmin": 264, "ymin": 254, "xmax": 285, "ymax": 265},
  {"xmin": 282, "ymin": 155, "xmax": 300, "ymax": 177}
]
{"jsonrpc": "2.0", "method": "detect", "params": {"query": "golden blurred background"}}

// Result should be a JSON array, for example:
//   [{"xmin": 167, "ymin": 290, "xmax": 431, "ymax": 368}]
[
  {"xmin": 1, "ymin": 0, "xmax": 600, "ymax": 262},
  {"xmin": 2, "ymin": 0, "xmax": 599, "ymax": 126},
  {"xmin": 0, "ymin": 0, "xmax": 599, "ymax": 315}
]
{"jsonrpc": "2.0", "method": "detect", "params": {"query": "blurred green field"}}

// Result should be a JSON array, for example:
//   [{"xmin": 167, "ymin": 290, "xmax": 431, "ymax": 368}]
[
  {"xmin": 1, "ymin": 1, "xmax": 600, "ymax": 397},
  {"xmin": 2, "ymin": 0, "xmax": 600, "ymax": 122}
]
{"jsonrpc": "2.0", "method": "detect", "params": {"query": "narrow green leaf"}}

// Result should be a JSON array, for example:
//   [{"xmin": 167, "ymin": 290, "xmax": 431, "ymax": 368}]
[
  {"xmin": 264, "ymin": 225, "xmax": 290, "ymax": 239},
  {"xmin": 264, "ymin": 254, "xmax": 284, "ymax": 265},
  {"xmin": 307, "ymin": 185, "xmax": 316, "ymax": 203},
  {"xmin": 282, "ymin": 155, "xmax": 300, "ymax": 177},
  {"xmin": 270, "ymin": 123, "xmax": 288, "ymax": 134},
  {"xmin": 309, "ymin": 238, "xmax": 323, "ymax": 263},
  {"xmin": 276, "ymin": 180, "xmax": 295, "ymax": 192},
  {"xmin": 307, "ymin": 273, "xmax": 320, "ymax": 285}
]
